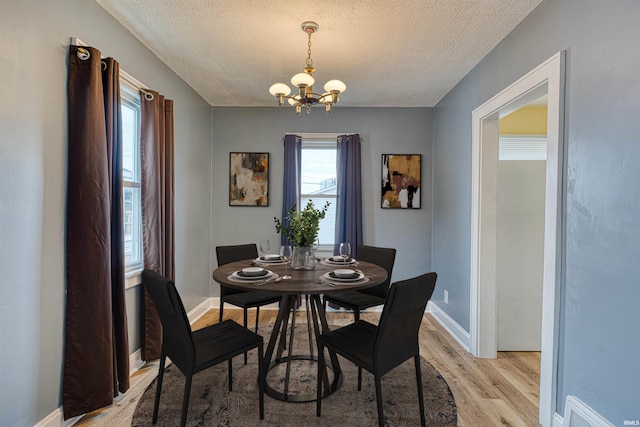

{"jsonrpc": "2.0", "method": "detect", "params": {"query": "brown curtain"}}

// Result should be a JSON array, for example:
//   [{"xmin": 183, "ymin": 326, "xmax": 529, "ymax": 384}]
[
  {"xmin": 140, "ymin": 90, "xmax": 175, "ymax": 361},
  {"xmin": 63, "ymin": 46, "xmax": 129, "ymax": 419}
]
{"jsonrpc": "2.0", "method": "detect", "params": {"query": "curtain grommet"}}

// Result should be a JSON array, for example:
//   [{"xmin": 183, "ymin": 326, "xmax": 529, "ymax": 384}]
[{"xmin": 76, "ymin": 48, "xmax": 90, "ymax": 61}]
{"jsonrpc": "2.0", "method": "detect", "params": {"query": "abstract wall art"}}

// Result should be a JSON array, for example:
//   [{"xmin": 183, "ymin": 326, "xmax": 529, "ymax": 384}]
[
  {"xmin": 381, "ymin": 154, "xmax": 421, "ymax": 209},
  {"xmin": 229, "ymin": 152, "xmax": 269, "ymax": 206}
]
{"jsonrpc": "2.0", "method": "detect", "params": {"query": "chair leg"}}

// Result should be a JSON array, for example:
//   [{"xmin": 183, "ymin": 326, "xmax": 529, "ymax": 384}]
[
  {"xmin": 255, "ymin": 306, "xmax": 260, "ymax": 332},
  {"xmin": 228, "ymin": 358, "xmax": 233, "ymax": 391},
  {"xmin": 258, "ymin": 342, "xmax": 264, "ymax": 420},
  {"xmin": 316, "ymin": 343, "xmax": 324, "ymax": 416},
  {"xmin": 374, "ymin": 375, "xmax": 384, "ymax": 427},
  {"xmin": 243, "ymin": 308, "xmax": 248, "ymax": 365},
  {"xmin": 219, "ymin": 300, "xmax": 224, "ymax": 323},
  {"xmin": 356, "ymin": 310, "xmax": 363, "ymax": 389},
  {"xmin": 305, "ymin": 296, "xmax": 314, "ymax": 359},
  {"xmin": 414, "ymin": 355, "xmax": 426, "ymax": 426},
  {"xmin": 180, "ymin": 374, "xmax": 193, "ymax": 427},
  {"xmin": 152, "ymin": 354, "xmax": 166, "ymax": 424}
]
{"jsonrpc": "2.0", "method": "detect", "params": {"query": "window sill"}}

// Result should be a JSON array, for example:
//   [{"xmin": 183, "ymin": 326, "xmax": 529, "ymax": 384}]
[{"xmin": 125, "ymin": 269, "xmax": 142, "ymax": 289}]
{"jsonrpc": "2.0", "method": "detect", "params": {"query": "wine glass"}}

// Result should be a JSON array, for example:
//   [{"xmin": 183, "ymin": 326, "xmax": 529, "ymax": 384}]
[
  {"xmin": 259, "ymin": 239, "xmax": 271, "ymax": 257},
  {"xmin": 279, "ymin": 245, "xmax": 292, "ymax": 280},
  {"xmin": 339, "ymin": 242, "xmax": 351, "ymax": 264}
]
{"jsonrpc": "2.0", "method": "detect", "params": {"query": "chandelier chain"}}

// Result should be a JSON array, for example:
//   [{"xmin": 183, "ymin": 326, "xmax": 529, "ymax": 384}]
[{"xmin": 306, "ymin": 31, "xmax": 313, "ymax": 68}]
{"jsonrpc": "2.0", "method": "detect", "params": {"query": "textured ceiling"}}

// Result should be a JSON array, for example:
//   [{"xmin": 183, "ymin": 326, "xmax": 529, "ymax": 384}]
[{"xmin": 96, "ymin": 0, "xmax": 541, "ymax": 108}]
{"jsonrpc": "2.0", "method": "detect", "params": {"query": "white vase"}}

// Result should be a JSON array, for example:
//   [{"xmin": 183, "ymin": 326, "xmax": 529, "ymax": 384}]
[{"xmin": 291, "ymin": 246, "xmax": 316, "ymax": 270}]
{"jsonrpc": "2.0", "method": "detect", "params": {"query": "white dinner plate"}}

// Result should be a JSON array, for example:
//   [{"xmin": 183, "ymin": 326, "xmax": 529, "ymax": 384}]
[
  {"xmin": 325, "ymin": 257, "xmax": 356, "ymax": 265},
  {"xmin": 323, "ymin": 271, "xmax": 365, "ymax": 282},
  {"xmin": 232, "ymin": 270, "xmax": 273, "ymax": 280},
  {"xmin": 255, "ymin": 256, "xmax": 285, "ymax": 264}
]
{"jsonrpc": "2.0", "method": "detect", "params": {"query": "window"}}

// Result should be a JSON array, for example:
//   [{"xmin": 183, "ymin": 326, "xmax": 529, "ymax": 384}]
[
  {"xmin": 300, "ymin": 138, "xmax": 337, "ymax": 250},
  {"xmin": 121, "ymin": 81, "xmax": 143, "ymax": 273},
  {"xmin": 499, "ymin": 135, "xmax": 547, "ymax": 160}
]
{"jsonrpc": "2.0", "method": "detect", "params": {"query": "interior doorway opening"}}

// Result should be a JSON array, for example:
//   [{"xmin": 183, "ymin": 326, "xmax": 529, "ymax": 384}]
[
  {"xmin": 470, "ymin": 52, "xmax": 565, "ymax": 426},
  {"xmin": 497, "ymin": 97, "xmax": 547, "ymax": 352}
]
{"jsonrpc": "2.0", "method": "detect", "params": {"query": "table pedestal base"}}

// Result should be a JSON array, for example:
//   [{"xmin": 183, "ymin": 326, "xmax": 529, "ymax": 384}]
[
  {"xmin": 265, "ymin": 354, "xmax": 342, "ymax": 402},
  {"xmin": 262, "ymin": 294, "xmax": 343, "ymax": 402}
]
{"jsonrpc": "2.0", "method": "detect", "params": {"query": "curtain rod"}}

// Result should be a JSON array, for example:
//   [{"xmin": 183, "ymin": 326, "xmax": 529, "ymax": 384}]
[{"xmin": 286, "ymin": 133, "xmax": 360, "ymax": 139}]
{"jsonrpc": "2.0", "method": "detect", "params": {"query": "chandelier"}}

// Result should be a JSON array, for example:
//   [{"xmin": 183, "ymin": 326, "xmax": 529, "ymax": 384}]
[{"xmin": 269, "ymin": 21, "xmax": 346, "ymax": 114}]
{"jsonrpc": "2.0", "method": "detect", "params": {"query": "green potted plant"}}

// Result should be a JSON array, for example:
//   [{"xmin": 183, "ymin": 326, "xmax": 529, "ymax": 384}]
[{"xmin": 274, "ymin": 200, "xmax": 330, "ymax": 270}]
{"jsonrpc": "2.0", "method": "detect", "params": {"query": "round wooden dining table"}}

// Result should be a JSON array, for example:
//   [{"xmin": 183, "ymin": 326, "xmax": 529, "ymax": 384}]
[{"xmin": 212, "ymin": 257, "xmax": 388, "ymax": 402}]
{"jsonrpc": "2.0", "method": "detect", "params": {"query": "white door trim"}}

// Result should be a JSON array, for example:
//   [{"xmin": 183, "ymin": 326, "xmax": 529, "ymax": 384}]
[{"xmin": 470, "ymin": 51, "xmax": 565, "ymax": 427}]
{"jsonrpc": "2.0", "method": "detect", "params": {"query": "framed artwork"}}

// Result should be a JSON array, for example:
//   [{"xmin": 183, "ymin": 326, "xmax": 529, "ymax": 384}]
[
  {"xmin": 229, "ymin": 152, "xmax": 269, "ymax": 206},
  {"xmin": 381, "ymin": 154, "xmax": 421, "ymax": 209}
]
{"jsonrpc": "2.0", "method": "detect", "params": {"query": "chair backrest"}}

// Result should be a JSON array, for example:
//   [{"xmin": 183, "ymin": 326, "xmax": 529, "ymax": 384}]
[
  {"xmin": 357, "ymin": 245, "xmax": 396, "ymax": 298},
  {"xmin": 215, "ymin": 244, "xmax": 259, "ymax": 297},
  {"xmin": 373, "ymin": 272, "xmax": 437, "ymax": 376},
  {"xmin": 142, "ymin": 269, "xmax": 195, "ymax": 374},
  {"xmin": 216, "ymin": 244, "xmax": 259, "ymax": 266}
]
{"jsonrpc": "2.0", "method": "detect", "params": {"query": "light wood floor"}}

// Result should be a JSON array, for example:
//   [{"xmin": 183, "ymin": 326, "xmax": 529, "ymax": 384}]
[{"xmin": 76, "ymin": 307, "xmax": 541, "ymax": 427}]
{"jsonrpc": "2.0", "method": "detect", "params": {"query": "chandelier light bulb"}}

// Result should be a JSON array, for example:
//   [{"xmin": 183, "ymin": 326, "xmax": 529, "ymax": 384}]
[
  {"xmin": 323, "ymin": 79, "xmax": 346, "ymax": 94},
  {"xmin": 291, "ymin": 72, "xmax": 315, "ymax": 88},
  {"xmin": 269, "ymin": 83, "xmax": 291, "ymax": 96}
]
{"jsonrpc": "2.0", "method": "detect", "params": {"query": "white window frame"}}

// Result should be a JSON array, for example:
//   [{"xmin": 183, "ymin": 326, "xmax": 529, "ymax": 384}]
[{"xmin": 120, "ymin": 74, "xmax": 144, "ymax": 288}]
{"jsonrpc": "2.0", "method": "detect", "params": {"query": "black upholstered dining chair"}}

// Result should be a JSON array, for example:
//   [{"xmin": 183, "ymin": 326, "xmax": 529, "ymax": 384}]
[
  {"xmin": 316, "ymin": 272, "xmax": 438, "ymax": 427},
  {"xmin": 323, "ymin": 245, "xmax": 396, "ymax": 321},
  {"xmin": 216, "ymin": 243, "xmax": 282, "ymax": 332},
  {"xmin": 142, "ymin": 269, "xmax": 264, "ymax": 427}
]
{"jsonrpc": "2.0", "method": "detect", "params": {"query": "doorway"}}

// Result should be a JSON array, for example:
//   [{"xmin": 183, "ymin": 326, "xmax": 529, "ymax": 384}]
[
  {"xmin": 469, "ymin": 52, "xmax": 565, "ymax": 426},
  {"xmin": 497, "ymin": 100, "xmax": 547, "ymax": 351}
]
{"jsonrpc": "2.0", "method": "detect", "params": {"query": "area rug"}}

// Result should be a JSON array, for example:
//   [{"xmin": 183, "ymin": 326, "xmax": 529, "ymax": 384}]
[{"xmin": 132, "ymin": 326, "xmax": 456, "ymax": 426}]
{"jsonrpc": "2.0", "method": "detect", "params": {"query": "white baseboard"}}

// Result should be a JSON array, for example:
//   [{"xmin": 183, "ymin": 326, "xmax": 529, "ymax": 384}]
[
  {"xmin": 553, "ymin": 412, "xmax": 565, "ymax": 427},
  {"xmin": 561, "ymin": 395, "xmax": 615, "ymax": 427},
  {"xmin": 426, "ymin": 301, "xmax": 471, "ymax": 351},
  {"xmin": 552, "ymin": 395, "xmax": 617, "ymax": 427},
  {"xmin": 187, "ymin": 296, "xmax": 216, "ymax": 324},
  {"xmin": 33, "ymin": 407, "xmax": 75, "ymax": 427},
  {"xmin": 129, "ymin": 348, "xmax": 144, "ymax": 376}
]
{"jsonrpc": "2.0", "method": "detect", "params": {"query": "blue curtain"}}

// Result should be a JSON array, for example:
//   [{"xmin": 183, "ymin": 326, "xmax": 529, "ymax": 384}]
[
  {"xmin": 334, "ymin": 134, "xmax": 363, "ymax": 257},
  {"xmin": 281, "ymin": 134, "xmax": 301, "ymax": 245}
]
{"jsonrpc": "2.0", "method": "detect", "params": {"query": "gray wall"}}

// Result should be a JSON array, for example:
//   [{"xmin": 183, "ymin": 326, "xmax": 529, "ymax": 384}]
[
  {"xmin": 210, "ymin": 107, "xmax": 433, "ymax": 291},
  {"xmin": 431, "ymin": 0, "xmax": 640, "ymax": 422},
  {"xmin": 0, "ymin": 1, "xmax": 212, "ymax": 425}
]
